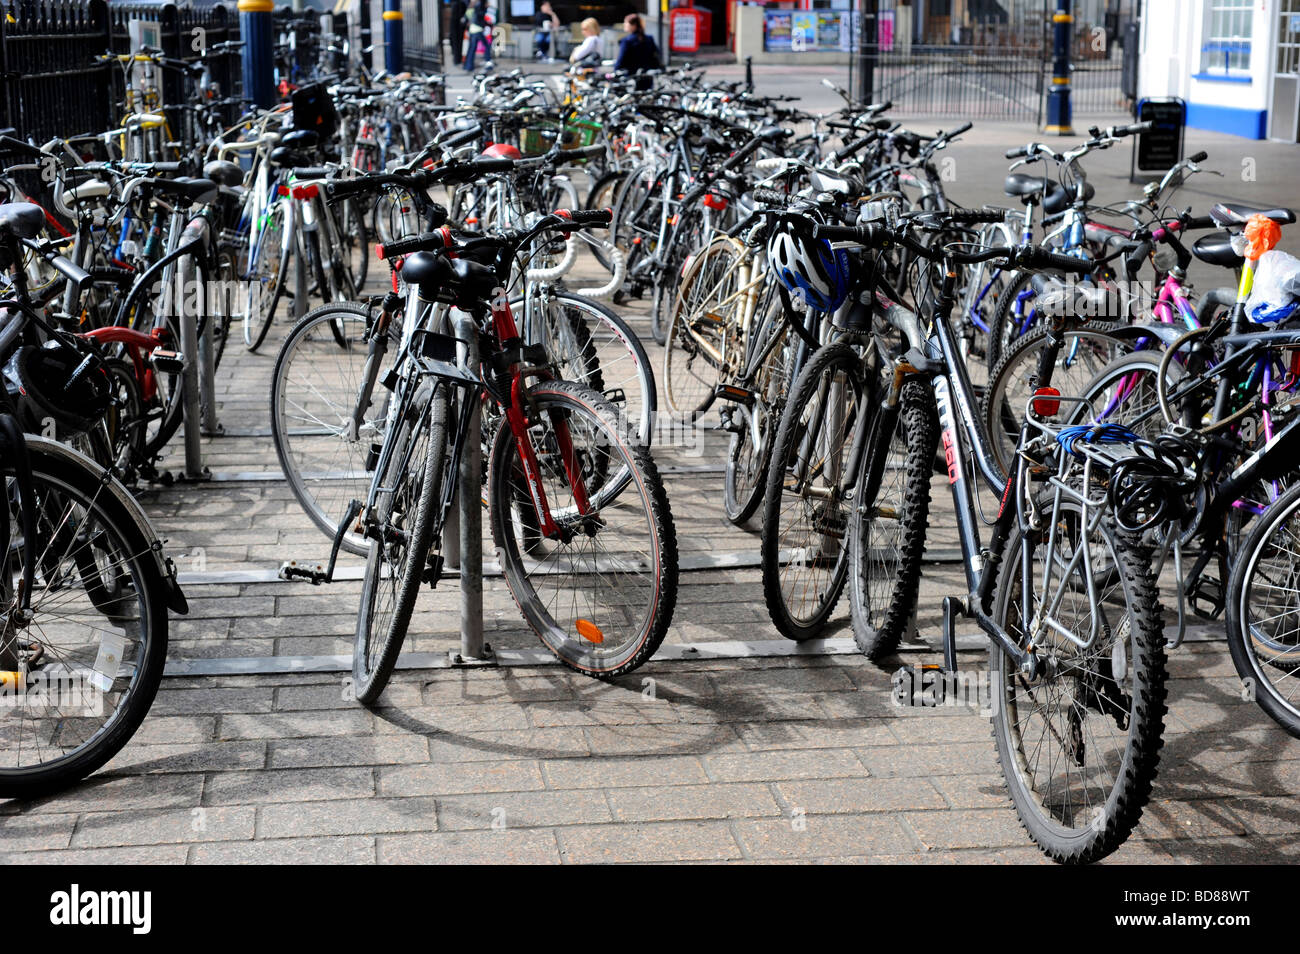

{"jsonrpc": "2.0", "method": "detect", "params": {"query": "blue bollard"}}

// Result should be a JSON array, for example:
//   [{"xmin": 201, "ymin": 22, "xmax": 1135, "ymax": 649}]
[
  {"xmin": 1044, "ymin": 0, "xmax": 1074, "ymax": 135},
  {"xmin": 383, "ymin": 0, "xmax": 403, "ymax": 74},
  {"xmin": 238, "ymin": 0, "xmax": 276, "ymax": 108}
]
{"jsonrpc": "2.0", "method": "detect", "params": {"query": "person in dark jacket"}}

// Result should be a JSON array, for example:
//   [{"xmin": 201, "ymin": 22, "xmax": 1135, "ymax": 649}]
[
  {"xmin": 613, "ymin": 13, "xmax": 660, "ymax": 89},
  {"xmin": 449, "ymin": 0, "xmax": 466, "ymax": 65}
]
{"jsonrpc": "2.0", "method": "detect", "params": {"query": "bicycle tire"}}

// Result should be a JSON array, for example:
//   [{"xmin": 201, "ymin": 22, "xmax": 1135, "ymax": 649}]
[
  {"xmin": 760, "ymin": 342, "xmax": 865, "ymax": 641},
  {"xmin": 490, "ymin": 381, "xmax": 677, "ymax": 678},
  {"xmin": 989, "ymin": 505, "xmax": 1167, "ymax": 864},
  {"xmin": 243, "ymin": 199, "xmax": 290, "ymax": 353},
  {"xmin": 848, "ymin": 379, "xmax": 938, "ymax": 659},
  {"xmin": 0, "ymin": 439, "xmax": 169, "ymax": 798},
  {"xmin": 353, "ymin": 385, "xmax": 448, "ymax": 705}
]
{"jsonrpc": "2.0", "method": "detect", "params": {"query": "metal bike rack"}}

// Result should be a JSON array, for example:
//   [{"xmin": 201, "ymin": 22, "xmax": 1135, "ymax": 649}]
[
  {"xmin": 176, "ymin": 252, "xmax": 208, "ymax": 481},
  {"xmin": 452, "ymin": 310, "xmax": 485, "ymax": 662}
]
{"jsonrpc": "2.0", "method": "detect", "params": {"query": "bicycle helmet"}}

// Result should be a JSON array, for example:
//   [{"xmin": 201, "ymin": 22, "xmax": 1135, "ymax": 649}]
[
  {"xmin": 2, "ymin": 341, "xmax": 109, "ymax": 437},
  {"xmin": 768, "ymin": 227, "xmax": 851, "ymax": 312}
]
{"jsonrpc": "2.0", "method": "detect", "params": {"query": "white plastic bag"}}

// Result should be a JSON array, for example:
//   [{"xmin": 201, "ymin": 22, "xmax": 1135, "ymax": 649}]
[{"xmin": 1247, "ymin": 249, "xmax": 1300, "ymax": 323}]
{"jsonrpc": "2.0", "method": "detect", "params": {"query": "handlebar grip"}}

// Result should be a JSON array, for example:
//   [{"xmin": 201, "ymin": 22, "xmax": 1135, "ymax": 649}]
[
  {"xmin": 813, "ymin": 224, "xmax": 880, "ymax": 244},
  {"xmin": 833, "ymin": 134, "xmax": 875, "ymax": 163},
  {"xmin": 1122, "ymin": 121, "xmax": 1152, "ymax": 136},
  {"xmin": 1188, "ymin": 150, "xmax": 1209, "ymax": 164},
  {"xmin": 1018, "ymin": 247, "xmax": 1095, "ymax": 275},
  {"xmin": 437, "ymin": 126, "xmax": 481, "ymax": 150},
  {"xmin": 945, "ymin": 208, "xmax": 1004, "ymax": 225},
  {"xmin": 375, "ymin": 229, "xmax": 450, "ymax": 260},
  {"xmin": 469, "ymin": 157, "xmax": 515, "ymax": 174},
  {"xmin": 559, "ymin": 144, "xmax": 606, "ymax": 163},
  {"xmin": 949, "ymin": 121, "xmax": 974, "ymax": 137},
  {"xmin": 1184, "ymin": 214, "xmax": 1215, "ymax": 230},
  {"xmin": 1005, "ymin": 146, "xmax": 1028, "ymax": 159},
  {"xmin": 50, "ymin": 254, "xmax": 92, "ymax": 289},
  {"xmin": 1124, "ymin": 240, "xmax": 1152, "ymax": 276},
  {"xmin": 324, "ymin": 177, "xmax": 371, "ymax": 200},
  {"xmin": 150, "ymin": 161, "xmax": 184, "ymax": 175},
  {"xmin": 752, "ymin": 187, "xmax": 787, "ymax": 206},
  {"xmin": 558, "ymin": 208, "xmax": 612, "ymax": 227}
]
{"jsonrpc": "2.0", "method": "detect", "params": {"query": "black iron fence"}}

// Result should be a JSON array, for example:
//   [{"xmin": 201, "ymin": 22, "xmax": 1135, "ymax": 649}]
[{"xmin": 0, "ymin": 0, "xmax": 362, "ymax": 144}]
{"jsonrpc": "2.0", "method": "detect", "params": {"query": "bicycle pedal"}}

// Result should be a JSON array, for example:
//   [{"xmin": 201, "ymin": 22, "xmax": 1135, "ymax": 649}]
[
  {"xmin": 149, "ymin": 348, "xmax": 184, "ymax": 375},
  {"xmin": 279, "ymin": 560, "xmax": 329, "ymax": 585},
  {"xmin": 422, "ymin": 552, "xmax": 444, "ymax": 588},
  {"xmin": 1187, "ymin": 576, "xmax": 1225, "ymax": 619},
  {"xmin": 714, "ymin": 383, "xmax": 757, "ymax": 407},
  {"xmin": 941, "ymin": 596, "xmax": 965, "ymax": 673}
]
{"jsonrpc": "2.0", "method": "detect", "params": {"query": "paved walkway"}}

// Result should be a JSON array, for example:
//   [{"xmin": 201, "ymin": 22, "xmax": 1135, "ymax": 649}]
[{"xmin": 2, "ymin": 97, "xmax": 1297, "ymax": 863}]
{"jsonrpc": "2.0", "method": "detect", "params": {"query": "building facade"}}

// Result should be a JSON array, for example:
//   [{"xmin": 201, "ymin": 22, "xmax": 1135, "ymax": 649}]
[{"xmin": 1138, "ymin": 0, "xmax": 1300, "ymax": 141}]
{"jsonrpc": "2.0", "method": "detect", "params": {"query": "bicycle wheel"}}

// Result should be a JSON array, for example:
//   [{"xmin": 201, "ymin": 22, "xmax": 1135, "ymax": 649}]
[
  {"xmin": 989, "ymin": 500, "xmax": 1167, "ymax": 864},
  {"xmin": 516, "ymin": 291, "xmax": 657, "ymax": 446},
  {"xmin": 353, "ymin": 384, "xmax": 448, "ymax": 705},
  {"xmin": 652, "ymin": 207, "xmax": 706, "ymax": 345},
  {"xmin": 983, "ymin": 325, "xmax": 1131, "ymax": 481},
  {"xmin": 0, "ymin": 438, "xmax": 170, "ymax": 798},
  {"xmin": 848, "ymin": 379, "xmax": 938, "ymax": 659},
  {"xmin": 271, "ymin": 302, "xmax": 399, "ymax": 555},
  {"xmin": 1226, "ymin": 481, "xmax": 1300, "ymax": 737},
  {"xmin": 760, "ymin": 342, "xmax": 866, "ymax": 641},
  {"xmin": 339, "ymin": 198, "xmax": 369, "ymax": 291},
  {"xmin": 662, "ymin": 236, "xmax": 745, "ymax": 422},
  {"xmin": 985, "ymin": 270, "xmax": 1037, "ymax": 370},
  {"xmin": 723, "ymin": 295, "xmax": 794, "ymax": 526},
  {"xmin": 585, "ymin": 169, "xmax": 627, "ymax": 272},
  {"xmin": 490, "ymin": 381, "xmax": 677, "ymax": 678},
  {"xmin": 243, "ymin": 198, "xmax": 290, "ymax": 352}
]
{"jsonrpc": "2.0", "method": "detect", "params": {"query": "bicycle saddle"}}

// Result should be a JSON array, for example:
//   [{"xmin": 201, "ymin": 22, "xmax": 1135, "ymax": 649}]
[
  {"xmin": 1003, "ymin": 173, "xmax": 1069, "ymax": 213},
  {"xmin": 1210, "ymin": 203, "xmax": 1296, "ymax": 227},
  {"xmin": 400, "ymin": 251, "xmax": 497, "ymax": 302},
  {"xmin": 0, "ymin": 202, "xmax": 46, "ymax": 240},
  {"xmin": 146, "ymin": 176, "xmax": 219, "ymax": 205},
  {"xmin": 202, "ymin": 159, "xmax": 244, "ymax": 188},
  {"xmin": 281, "ymin": 129, "xmax": 320, "ymax": 150},
  {"xmin": 1192, "ymin": 230, "xmax": 1244, "ymax": 268},
  {"xmin": 269, "ymin": 146, "xmax": 314, "ymax": 169}
]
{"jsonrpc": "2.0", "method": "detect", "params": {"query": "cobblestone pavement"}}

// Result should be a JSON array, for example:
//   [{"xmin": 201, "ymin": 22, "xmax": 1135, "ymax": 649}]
[{"xmin": 2, "ymin": 103, "xmax": 1297, "ymax": 863}]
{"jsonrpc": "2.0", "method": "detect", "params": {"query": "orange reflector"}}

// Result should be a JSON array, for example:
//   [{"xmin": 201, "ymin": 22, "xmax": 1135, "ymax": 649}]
[{"xmin": 575, "ymin": 619, "xmax": 604, "ymax": 644}]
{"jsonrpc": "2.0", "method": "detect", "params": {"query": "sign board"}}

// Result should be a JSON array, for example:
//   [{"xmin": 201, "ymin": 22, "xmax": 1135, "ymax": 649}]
[
  {"xmin": 879, "ymin": 9, "xmax": 894, "ymax": 51},
  {"xmin": 670, "ymin": 9, "xmax": 702, "ymax": 52},
  {"xmin": 1133, "ymin": 98, "xmax": 1185, "ymax": 174}
]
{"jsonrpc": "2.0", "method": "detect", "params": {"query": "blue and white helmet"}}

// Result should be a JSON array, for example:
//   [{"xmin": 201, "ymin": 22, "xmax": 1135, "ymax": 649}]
[{"xmin": 768, "ymin": 228, "xmax": 851, "ymax": 312}]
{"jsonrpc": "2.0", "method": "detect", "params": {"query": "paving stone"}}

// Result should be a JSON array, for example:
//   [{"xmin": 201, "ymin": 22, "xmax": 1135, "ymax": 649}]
[
  {"xmin": 258, "ymin": 796, "xmax": 438, "ymax": 838},
  {"xmin": 378, "ymin": 829, "xmax": 561, "ymax": 864},
  {"xmin": 268, "ymin": 736, "xmax": 427, "ymax": 769},
  {"xmin": 733, "ymin": 814, "xmax": 914, "ymax": 860},
  {"xmin": 542, "ymin": 756, "xmax": 708, "ymax": 790},
  {"xmin": 437, "ymin": 790, "xmax": 613, "ymax": 831},
  {"xmin": 190, "ymin": 837, "xmax": 375, "ymax": 865},
  {"xmin": 73, "ymin": 806, "xmax": 255, "ymax": 848},
  {"xmin": 606, "ymin": 783, "xmax": 782, "ymax": 823},
  {"xmin": 776, "ymin": 777, "xmax": 947, "ymax": 815},
  {"xmin": 903, "ymin": 808, "xmax": 1033, "ymax": 850},
  {"xmin": 558, "ymin": 821, "xmax": 741, "ymax": 863},
  {"xmin": 203, "ymin": 767, "xmax": 375, "ymax": 805},
  {"xmin": 0, "ymin": 846, "xmax": 190, "ymax": 864},
  {"xmin": 703, "ymin": 748, "xmax": 868, "ymax": 783},
  {"xmin": 378, "ymin": 760, "xmax": 546, "ymax": 797}
]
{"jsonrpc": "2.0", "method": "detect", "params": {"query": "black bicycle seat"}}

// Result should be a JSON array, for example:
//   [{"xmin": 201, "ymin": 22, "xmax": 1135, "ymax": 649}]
[
  {"xmin": 146, "ymin": 177, "xmax": 218, "ymax": 205},
  {"xmin": 1192, "ymin": 230, "xmax": 1245, "ymax": 268},
  {"xmin": 281, "ymin": 129, "xmax": 320, "ymax": 150},
  {"xmin": 1210, "ymin": 202, "xmax": 1296, "ymax": 227},
  {"xmin": 1004, "ymin": 173, "xmax": 1070, "ymax": 214},
  {"xmin": 202, "ymin": 159, "xmax": 244, "ymax": 188},
  {"xmin": 0, "ymin": 202, "xmax": 46, "ymax": 240},
  {"xmin": 269, "ymin": 146, "xmax": 314, "ymax": 169}
]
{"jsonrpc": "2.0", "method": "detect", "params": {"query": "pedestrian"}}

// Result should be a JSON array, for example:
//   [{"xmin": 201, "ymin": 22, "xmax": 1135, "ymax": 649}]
[
  {"xmin": 534, "ymin": 1, "xmax": 560, "ymax": 61},
  {"xmin": 568, "ymin": 16, "xmax": 602, "ymax": 67},
  {"xmin": 449, "ymin": 0, "xmax": 466, "ymax": 65},
  {"xmin": 463, "ymin": 0, "xmax": 494, "ymax": 72},
  {"xmin": 613, "ymin": 13, "xmax": 660, "ymax": 90}
]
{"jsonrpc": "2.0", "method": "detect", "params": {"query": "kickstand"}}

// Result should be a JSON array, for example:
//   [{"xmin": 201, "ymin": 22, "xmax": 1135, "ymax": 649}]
[{"xmin": 280, "ymin": 499, "xmax": 364, "ymax": 585}]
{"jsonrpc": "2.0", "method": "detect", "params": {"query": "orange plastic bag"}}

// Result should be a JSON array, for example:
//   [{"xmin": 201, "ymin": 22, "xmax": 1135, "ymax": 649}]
[{"xmin": 1244, "ymin": 214, "xmax": 1282, "ymax": 261}]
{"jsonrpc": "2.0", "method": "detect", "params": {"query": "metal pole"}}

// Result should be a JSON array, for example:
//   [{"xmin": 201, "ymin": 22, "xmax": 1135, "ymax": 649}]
[
  {"xmin": 383, "ymin": 0, "xmax": 403, "ymax": 73},
  {"xmin": 658, "ymin": 0, "xmax": 668, "ymax": 69},
  {"xmin": 452, "ymin": 311, "xmax": 483, "ymax": 661},
  {"xmin": 856, "ymin": 0, "xmax": 877, "ymax": 104},
  {"xmin": 177, "ymin": 253, "xmax": 206, "ymax": 481},
  {"xmin": 199, "ymin": 272, "xmax": 221, "ymax": 436},
  {"xmin": 238, "ymin": 0, "xmax": 276, "ymax": 109},
  {"xmin": 1045, "ymin": 0, "xmax": 1074, "ymax": 134}
]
